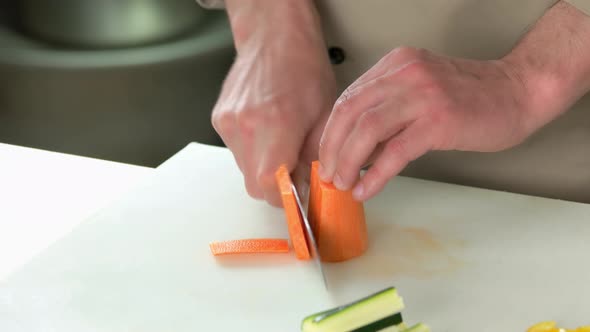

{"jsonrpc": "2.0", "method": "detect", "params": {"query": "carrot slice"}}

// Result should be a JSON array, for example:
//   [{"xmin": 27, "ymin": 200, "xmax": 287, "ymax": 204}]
[
  {"xmin": 275, "ymin": 164, "xmax": 311, "ymax": 260},
  {"xmin": 209, "ymin": 239, "xmax": 289, "ymax": 256},
  {"xmin": 308, "ymin": 161, "xmax": 368, "ymax": 262}
]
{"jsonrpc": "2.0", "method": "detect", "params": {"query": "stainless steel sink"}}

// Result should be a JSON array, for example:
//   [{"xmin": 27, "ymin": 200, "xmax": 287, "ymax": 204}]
[{"xmin": 0, "ymin": 3, "xmax": 234, "ymax": 167}]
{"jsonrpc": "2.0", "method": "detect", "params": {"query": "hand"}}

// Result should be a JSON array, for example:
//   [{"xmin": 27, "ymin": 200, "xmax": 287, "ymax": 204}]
[
  {"xmin": 211, "ymin": 1, "xmax": 336, "ymax": 207},
  {"xmin": 318, "ymin": 47, "xmax": 537, "ymax": 202}
]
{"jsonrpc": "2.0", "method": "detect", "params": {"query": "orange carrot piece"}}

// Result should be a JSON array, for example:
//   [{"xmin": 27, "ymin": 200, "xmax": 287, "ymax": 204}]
[
  {"xmin": 308, "ymin": 161, "xmax": 322, "ymax": 238},
  {"xmin": 275, "ymin": 164, "xmax": 311, "ymax": 260},
  {"xmin": 308, "ymin": 161, "xmax": 368, "ymax": 262},
  {"xmin": 209, "ymin": 239, "xmax": 289, "ymax": 256}
]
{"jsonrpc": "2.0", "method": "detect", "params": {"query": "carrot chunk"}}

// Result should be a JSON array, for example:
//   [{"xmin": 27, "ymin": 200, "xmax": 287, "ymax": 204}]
[
  {"xmin": 308, "ymin": 161, "xmax": 368, "ymax": 262},
  {"xmin": 275, "ymin": 164, "xmax": 311, "ymax": 260},
  {"xmin": 209, "ymin": 239, "xmax": 289, "ymax": 256}
]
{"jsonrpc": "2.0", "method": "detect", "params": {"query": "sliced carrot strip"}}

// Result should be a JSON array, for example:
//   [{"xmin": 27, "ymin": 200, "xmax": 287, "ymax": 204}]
[
  {"xmin": 209, "ymin": 239, "xmax": 289, "ymax": 256},
  {"xmin": 308, "ymin": 161, "xmax": 368, "ymax": 262},
  {"xmin": 275, "ymin": 164, "xmax": 311, "ymax": 260}
]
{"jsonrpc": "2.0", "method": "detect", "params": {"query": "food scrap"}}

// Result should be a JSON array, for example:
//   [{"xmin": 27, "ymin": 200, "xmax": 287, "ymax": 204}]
[
  {"xmin": 528, "ymin": 321, "xmax": 590, "ymax": 332},
  {"xmin": 209, "ymin": 239, "xmax": 289, "ymax": 256}
]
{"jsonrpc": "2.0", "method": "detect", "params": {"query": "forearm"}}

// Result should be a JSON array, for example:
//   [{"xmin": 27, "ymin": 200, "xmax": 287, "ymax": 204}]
[
  {"xmin": 225, "ymin": 0, "xmax": 325, "ymax": 52},
  {"xmin": 504, "ymin": 1, "xmax": 590, "ymax": 131}
]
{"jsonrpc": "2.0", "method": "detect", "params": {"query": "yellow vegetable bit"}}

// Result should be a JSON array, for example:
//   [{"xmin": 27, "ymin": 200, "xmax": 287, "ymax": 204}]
[
  {"xmin": 528, "ymin": 322, "xmax": 590, "ymax": 332},
  {"xmin": 528, "ymin": 321, "xmax": 558, "ymax": 332}
]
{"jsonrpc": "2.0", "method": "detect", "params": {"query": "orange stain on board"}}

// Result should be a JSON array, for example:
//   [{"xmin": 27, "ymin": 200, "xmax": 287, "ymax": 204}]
[{"xmin": 326, "ymin": 222, "xmax": 464, "ymax": 280}]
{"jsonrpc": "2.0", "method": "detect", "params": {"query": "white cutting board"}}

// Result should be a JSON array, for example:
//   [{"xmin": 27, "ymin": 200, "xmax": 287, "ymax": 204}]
[{"xmin": 1, "ymin": 143, "xmax": 589, "ymax": 331}]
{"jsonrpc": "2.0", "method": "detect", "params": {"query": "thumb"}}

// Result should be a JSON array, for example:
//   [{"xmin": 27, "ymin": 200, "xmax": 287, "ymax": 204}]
[
  {"xmin": 293, "ymin": 110, "xmax": 331, "ymax": 206},
  {"xmin": 299, "ymin": 110, "xmax": 331, "ymax": 165}
]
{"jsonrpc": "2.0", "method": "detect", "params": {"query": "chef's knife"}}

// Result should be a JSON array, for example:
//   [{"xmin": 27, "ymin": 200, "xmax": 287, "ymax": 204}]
[{"xmin": 290, "ymin": 183, "xmax": 328, "ymax": 290}]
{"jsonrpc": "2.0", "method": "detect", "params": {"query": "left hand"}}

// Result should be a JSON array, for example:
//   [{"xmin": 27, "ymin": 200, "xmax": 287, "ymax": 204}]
[{"xmin": 317, "ymin": 46, "xmax": 536, "ymax": 201}]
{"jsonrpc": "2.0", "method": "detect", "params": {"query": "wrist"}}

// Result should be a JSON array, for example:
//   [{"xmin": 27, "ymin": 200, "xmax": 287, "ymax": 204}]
[
  {"xmin": 225, "ymin": 0, "xmax": 324, "ymax": 53},
  {"xmin": 501, "ymin": 1, "xmax": 590, "ymax": 132}
]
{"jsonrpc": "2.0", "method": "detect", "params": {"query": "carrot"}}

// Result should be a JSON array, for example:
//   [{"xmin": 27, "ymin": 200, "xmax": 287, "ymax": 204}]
[
  {"xmin": 307, "ymin": 161, "xmax": 322, "ymax": 238},
  {"xmin": 209, "ymin": 239, "xmax": 289, "ymax": 256},
  {"xmin": 308, "ymin": 161, "xmax": 368, "ymax": 262},
  {"xmin": 275, "ymin": 164, "xmax": 311, "ymax": 260}
]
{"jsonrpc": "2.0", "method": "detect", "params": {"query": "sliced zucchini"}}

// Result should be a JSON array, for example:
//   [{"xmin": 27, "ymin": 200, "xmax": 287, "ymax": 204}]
[
  {"xmin": 349, "ymin": 313, "xmax": 402, "ymax": 332},
  {"xmin": 400, "ymin": 323, "xmax": 430, "ymax": 332},
  {"xmin": 301, "ymin": 287, "xmax": 405, "ymax": 332},
  {"xmin": 378, "ymin": 323, "xmax": 408, "ymax": 332}
]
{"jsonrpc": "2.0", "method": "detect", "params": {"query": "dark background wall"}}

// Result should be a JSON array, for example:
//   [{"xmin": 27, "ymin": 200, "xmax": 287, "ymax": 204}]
[{"xmin": 0, "ymin": 1, "xmax": 234, "ymax": 167}]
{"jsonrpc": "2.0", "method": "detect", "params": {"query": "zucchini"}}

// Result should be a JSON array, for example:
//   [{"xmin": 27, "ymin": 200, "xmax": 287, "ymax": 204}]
[
  {"xmin": 349, "ymin": 313, "xmax": 402, "ymax": 332},
  {"xmin": 301, "ymin": 287, "xmax": 405, "ymax": 332},
  {"xmin": 400, "ymin": 323, "xmax": 430, "ymax": 332},
  {"xmin": 377, "ymin": 323, "xmax": 408, "ymax": 332},
  {"xmin": 379, "ymin": 323, "xmax": 407, "ymax": 332}
]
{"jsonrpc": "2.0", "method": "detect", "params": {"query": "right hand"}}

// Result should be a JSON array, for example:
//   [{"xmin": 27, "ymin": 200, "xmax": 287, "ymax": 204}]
[{"xmin": 211, "ymin": 4, "xmax": 336, "ymax": 207}]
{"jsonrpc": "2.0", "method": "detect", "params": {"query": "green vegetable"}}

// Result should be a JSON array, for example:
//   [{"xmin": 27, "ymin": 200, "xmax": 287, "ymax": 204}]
[
  {"xmin": 400, "ymin": 323, "xmax": 431, "ymax": 332},
  {"xmin": 301, "ymin": 287, "xmax": 405, "ymax": 332},
  {"xmin": 376, "ymin": 324, "xmax": 408, "ymax": 332},
  {"xmin": 349, "ymin": 313, "xmax": 403, "ymax": 332}
]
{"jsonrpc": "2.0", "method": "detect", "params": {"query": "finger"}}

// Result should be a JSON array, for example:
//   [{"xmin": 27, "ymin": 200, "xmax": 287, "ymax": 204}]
[
  {"xmin": 347, "ymin": 47, "xmax": 427, "ymax": 91},
  {"xmin": 362, "ymin": 142, "xmax": 384, "ymax": 169},
  {"xmin": 332, "ymin": 100, "xmax": 416, "ymax": 191},
  {"xmin": 318, "ymin": 78, "xmax": 387, "ymax": 183},
  {"xmin": 257, "ymin": 130, "xmax": 306, "ymax": 208},
  {"xmin": 212, "ymin": 110, "xmax": 260, "ymax": 200},
  {"xmin": 352, "ymin": 120, "xmax": 433, "ymax": 201},
  {"xmin": 318, "ymin": 49, "xmax": 428, "ymax": 183},
  {"xmin": 300, "ymin": 109, "xmax": 331, "ymax": 164},
  {"xmin": 232, "ymin": 110, "xmax": 267, "ymax": 200},
  {"xmin": 242, "ymin": 139, "xmax": 265, "ymax": 200},
  {"xmin": 211, "ymin": 109, "xmax": 243, "ymax": 169},
  {"xmin": 296, "ymin": 110, "xmax": 331, "ymax": 209}
]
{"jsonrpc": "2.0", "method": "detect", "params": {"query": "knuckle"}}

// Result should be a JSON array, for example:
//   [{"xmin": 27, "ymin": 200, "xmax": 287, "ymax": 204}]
[
  {"xmin": 211, "ymin": 110, "xmax": 235, "ymax": 134},
  {"xmin": 318, "ymin": 137, "xmax": 331, "ymax": 161},
  {"xmin": 392, "ymin": 46, "xmax": 419, "ymax": 58},
  {"xmin": 235, "ymin": 107, "xmax": 261, "ymax": 135},
  {"xmin": 267, "ymin": 100, "xmax": 293, "ymax": 125},
  {"xmin": 336, "ymin": 149, "xmax": 355, "ymax": 169},
  {"xmin": 421, "ymin": 81, "xmax": 446, "ymax": 99},
  {"xmin": 387, "ymin": 46, "xmax": 426, "ymax": 63},
  {"xmin": 403, "ymin": 60, "xmax": 434, "ymax": 81},
  {"xmin": 334, "ymin": 87, "xmax": 359, "ymax": 114},
  {"xmin": 235, "ymin": 99, "xmax": 294, "ymax": 135},
  {"xmin": 337, "ymin": 157, "xmax": 361, "ymax": 182},
  {"xmin": 384, "ymin": 137, "xmax": 410, "ymax": 161},
  {"xmin": 256, "ymin": 169, "xmax": 272, "ymax": 189},
  {"xmin": 356, "ymin": 110, "xmax": 381, "ymax": 138},
  {"xmin": 244, "ymin": 179, "xmax": 263, "ymax": 199},
  {"xmin": 367, "ymin": 163, "xmax": 388, "ymax": 182},
  {"xmin": 246, "ymin": 188, "xmax": 263, "ymax": 199},
  {"xmin": 267, "ymin": 195, "xmax": 283, "ymax": 208}
]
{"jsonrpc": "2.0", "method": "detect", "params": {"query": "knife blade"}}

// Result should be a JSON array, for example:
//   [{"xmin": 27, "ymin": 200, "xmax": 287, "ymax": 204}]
[{"xmin": 290, "ymin": 183, "xmax": 328, "ymax": 290}]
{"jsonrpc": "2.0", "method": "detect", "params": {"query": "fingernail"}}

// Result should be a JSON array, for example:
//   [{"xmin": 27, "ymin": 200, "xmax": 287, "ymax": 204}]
[
  {"xmin": 333, "ymin": 173, "xmax": 346, "ymax": 190},
  {"xmin": 318, "ymin": 163, "xmax": 330, "ymax": 181},
  {"xmin": 353, "ymin": 184, "xmax": 364, "ymax": 201}
]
